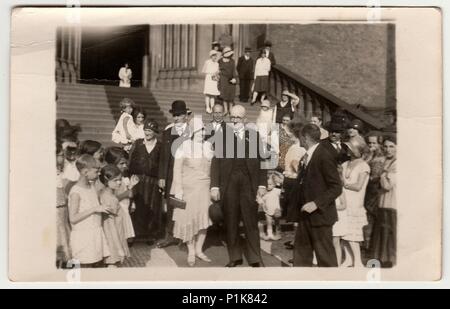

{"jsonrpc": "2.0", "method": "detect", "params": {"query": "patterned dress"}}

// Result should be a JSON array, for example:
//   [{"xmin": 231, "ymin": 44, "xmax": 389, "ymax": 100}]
[{"xmin": 171, "ymin": 141, "xmax": 213, "ymax": 242}]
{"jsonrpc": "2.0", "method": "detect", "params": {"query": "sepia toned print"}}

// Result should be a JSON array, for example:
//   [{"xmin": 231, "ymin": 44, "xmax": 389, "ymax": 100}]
[{"xmin": 9, "ymin": 7, "xmax": 441, "ymax": 281}]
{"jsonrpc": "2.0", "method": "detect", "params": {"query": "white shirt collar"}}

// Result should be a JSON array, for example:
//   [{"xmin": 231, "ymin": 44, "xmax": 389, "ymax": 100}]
[
  {"xmin": 174, "ymin": 122, "xmax": 187, "ymax": 135},
  {"xmin": 331, "ymin": 140, "xmax": 341, "ymax": 149},
  {"xmin": 305, "ymin": 142, "xmax": 320, "ymax": 165}
]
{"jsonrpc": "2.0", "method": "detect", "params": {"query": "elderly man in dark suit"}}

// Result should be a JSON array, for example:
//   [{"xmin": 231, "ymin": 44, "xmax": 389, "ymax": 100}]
[
  {"xmin": 321, "ymin": 114, "xmax": 351, "ymax": 165},
  {"xmin": 236, "ymin": 47, "xmax": 255, "ymax": 102},
  {"xmin": 210, "ymin": 104, "xmax": 269, "ymax": 267},
  {"xmin": 157, "ymin": 100, "xmax": 191, "ymax": 248},
  {"xmin": 293, "ymin": 124, "xmax": 342, "ymax": 267}
]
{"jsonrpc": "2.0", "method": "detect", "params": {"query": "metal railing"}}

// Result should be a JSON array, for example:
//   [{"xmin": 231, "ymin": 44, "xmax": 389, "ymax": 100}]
[{"xmin": 270, "ymin": 64, "xmax": 386, "ymax": 130}]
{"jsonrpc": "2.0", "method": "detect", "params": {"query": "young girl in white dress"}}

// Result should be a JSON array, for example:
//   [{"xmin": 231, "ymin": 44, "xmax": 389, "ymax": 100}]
[
  {"xmin": 202, "ymin": 50, "xmax": 220, "ymax": 114},
  {"xmin": 112, "ymin": 98, "xmax": 135, "ymax": 151},
  {"xmin": 99, "ymin": 164, "xmax": 131, "ymax": 267},
  {"xmin": 104, "ymin": 147, "xmax": 139, "ymax": 244},
  {"xmin": 341, "ymin": 138, "xmax": 370, "ymax": 267},
  {"xmin": 67, "ymin": 154, "xmax": 111, "ymax": 267}
]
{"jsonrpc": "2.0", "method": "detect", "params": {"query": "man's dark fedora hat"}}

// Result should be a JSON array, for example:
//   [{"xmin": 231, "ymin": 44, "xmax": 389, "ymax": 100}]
[{"xmin": 169, "ymin": 100, "xmax": 188, "ymax": 115}]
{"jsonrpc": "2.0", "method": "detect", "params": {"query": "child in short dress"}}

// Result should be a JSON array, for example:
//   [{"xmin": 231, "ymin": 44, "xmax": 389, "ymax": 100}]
[
  {"xmin": 68, "ymin": 154, "xmax": 110, "ymax": 267},
  {"xmin": 104, "ymin": 147, "xmax": 138, "ymax": 243},
  {"xmin": 56, "ymin": 143, "xmax": 71, "ymax": 268},
  {"xmin": 257, "ymin": 171, "xmax": 283, "ymax": 241},
  {"xmin": 202, "ymin": 50, "xmax": 220, "ymax": 113},
  {"xmin": 112, "ymin": 98, "xmax": 135, "ymax": 152},
  {"xmin": 99, "ymin": 164, "xmax": 131, "ymax": 267}
]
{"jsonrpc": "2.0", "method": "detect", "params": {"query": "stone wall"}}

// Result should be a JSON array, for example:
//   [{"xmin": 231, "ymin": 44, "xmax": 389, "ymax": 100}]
[{"xmin": 266, "ymin": 23, "xmax": 396, "ymax": 111}]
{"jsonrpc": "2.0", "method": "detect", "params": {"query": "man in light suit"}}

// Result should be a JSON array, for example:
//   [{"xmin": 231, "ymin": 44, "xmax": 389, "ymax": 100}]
[
  {"xmin": 210, "ymin": 105, "xmax": 268, "ymax": 267},
  {"xmin": 293, "ymin": 124, "xmax": 342, "ymax": 267}
]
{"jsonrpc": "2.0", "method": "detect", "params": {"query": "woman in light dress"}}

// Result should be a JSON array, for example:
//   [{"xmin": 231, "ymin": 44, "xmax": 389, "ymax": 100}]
[
  {"xmin": 202, "ymin": 50, "xmax": 220, "ymax": 114},
  {"xmin": 170, "ymin": 116, "xmax": 214, "ymax": 267},
  {"xmin": 118, "ymin": 62, "xmax": 132, "ymax": 88},
  {"xmin": 334, "ymin": 138, "xmax": 370, "ymax": 267}
]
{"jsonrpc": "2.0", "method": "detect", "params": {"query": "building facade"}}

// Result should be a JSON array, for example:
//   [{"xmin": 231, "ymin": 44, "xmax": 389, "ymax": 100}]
[{"xmin": 56, "ymin": 23, "xmax": 395, "ymax": 112}]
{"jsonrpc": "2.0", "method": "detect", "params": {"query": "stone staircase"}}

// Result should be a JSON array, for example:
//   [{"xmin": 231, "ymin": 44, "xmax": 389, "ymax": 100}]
[
  {"xmin": 56, "ymin": 83, "xmax": 262, "ymax": 147},
  {"xmin": 151, "ymin": 89, "xmax": 261, "ymax": 124}
]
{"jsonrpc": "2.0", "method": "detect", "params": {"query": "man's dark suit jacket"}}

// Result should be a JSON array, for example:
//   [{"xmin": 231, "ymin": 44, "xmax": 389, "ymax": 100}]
[
  {"xmin": 267, "ymin": 51, "xmax": 276, "ymax": 67},
  {"xmin": 297, "ymin": 143, "xmax": 342, "ymax": 227},
  {"xmin": 320, "ymin": 138, "xmax": 351, "ymax": 165},
  {"xmin": 210, "ymin": 124, "xmax": 268, "ymax": 197},
  {"xmin": 236, "ymin": 56, "xmax": 254, "ymax": 80},
  {"xmin": 158, "ymin": 124, "xmax": 189, "ymax": 198}
]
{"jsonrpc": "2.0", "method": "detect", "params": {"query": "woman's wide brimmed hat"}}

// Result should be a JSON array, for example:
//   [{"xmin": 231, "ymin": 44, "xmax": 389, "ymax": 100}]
[
  {"xmin": 222, "ymin": 47, "xmax": 234, "ymax": 58},
  {"xmin": 261, "ymin": 99, "xmax": 271, "ymax": 108},
  {"xmin": 143, "ymin": 119, "xmax": 159, "ymax": 133},
  {"xmin": 169, "ymin": 100, "xmax": 188, "ymax": 115},
  {"xmin": 209, "ymin": 50, "xmax": 219, "ymax": 57}
]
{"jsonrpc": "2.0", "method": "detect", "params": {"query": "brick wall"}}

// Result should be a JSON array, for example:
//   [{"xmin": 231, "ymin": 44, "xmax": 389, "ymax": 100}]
[{"xmin": 266, "ymin": 23, "xmax": 396, "ymax": 110}]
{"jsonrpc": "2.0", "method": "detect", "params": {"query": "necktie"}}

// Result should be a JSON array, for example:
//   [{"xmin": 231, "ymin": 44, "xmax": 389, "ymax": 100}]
[
  {"xmin": 335, "ymin": 142, "xmax": 341, "ymax": 153},
  {"xmin": 298, "ymin": 153, "xmax": 309, "ymax": 184}
]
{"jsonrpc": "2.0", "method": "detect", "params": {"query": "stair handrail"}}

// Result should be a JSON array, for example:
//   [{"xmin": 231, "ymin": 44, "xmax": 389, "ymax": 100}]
[{"xmin": 270, "ymin": 64, "xmax": 386, "ymax": 130}]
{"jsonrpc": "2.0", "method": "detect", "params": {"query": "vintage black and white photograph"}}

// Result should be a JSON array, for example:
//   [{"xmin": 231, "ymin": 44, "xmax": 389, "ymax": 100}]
[{"xmin": 9, "ymin": 7, "xmax": 441, "ymax": 281}]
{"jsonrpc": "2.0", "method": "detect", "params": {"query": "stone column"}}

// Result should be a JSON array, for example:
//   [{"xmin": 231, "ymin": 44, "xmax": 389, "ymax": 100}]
[
  {"xmin": 55, "ymin": 27, "xmax": 63, "ymax": 83},
  {"xmin": 194, "ymin": 25, "xmax": 214, "ymax": 92},
  {"xmin": 149, "ymin": 25, "xmax": 163, "ymax": 89},
  {"xmin": 60, "ymin": 27, "xmax": 69, "ymax": 82}
]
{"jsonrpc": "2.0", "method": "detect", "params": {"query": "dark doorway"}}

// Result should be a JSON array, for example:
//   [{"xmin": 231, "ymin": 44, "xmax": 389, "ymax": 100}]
[{"xmin": 80, "ymin": 25, "xmax": 148, "ymax": 87}]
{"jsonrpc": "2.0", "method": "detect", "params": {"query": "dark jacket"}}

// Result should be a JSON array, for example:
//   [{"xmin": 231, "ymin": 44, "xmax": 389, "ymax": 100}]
[
  {"xmin": 158, "ymin": 124, "xmax": 190, "ymax": 197},
  {"xmin": 267, "ymin": 51, "xmax": 276, "ymax": 67},
  {"xmin": 128, "ymin": 139, "xmax": 161, "ymax": 178},
  {"xmin": 320, "ymin": 138, "xmax": 351, "ymax": 165},
  {"xmin": 296, "ymin": 143, "xmax": 342, "ymax": 226},
  {"xmin": 236, "ymin": 56, "xmax": 255, "ymax": 80},
  {"xmin": 210, "ymin": 124, "xmax": 268, "ymax": 197}
]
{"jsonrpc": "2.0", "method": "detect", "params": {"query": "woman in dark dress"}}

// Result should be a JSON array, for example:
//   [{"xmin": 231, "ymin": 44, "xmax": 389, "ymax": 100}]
[
  {"xmin": 218, "ymin": 47, "xmax": 237, "ymax": 115},
  {"xmin": 128, "ymin": 119, "xmax": 163, "ymax": 244},
  {"xmin": 362, "ymin": 131, "xmax": 385, "ymax": 252}
]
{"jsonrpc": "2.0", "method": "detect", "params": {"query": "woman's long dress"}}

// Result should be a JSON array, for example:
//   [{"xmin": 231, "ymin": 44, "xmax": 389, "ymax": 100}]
[
  {"xmin": 218, "ymin": 59, "xmax": 237, "ymax": 102},
  {"xmin": 171, "ymin": 141, "xmax": 213, "ymax": 242}
]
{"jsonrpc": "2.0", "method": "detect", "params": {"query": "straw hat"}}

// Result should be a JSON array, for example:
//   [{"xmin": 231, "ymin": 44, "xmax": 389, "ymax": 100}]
[{"xmin": 222, "ymin": 46, "xmax": 234, "ymax": 58}]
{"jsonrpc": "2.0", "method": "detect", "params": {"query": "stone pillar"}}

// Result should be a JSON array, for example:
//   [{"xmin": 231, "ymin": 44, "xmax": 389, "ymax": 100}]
[
  {"xmin": 55, "ymin": 27, "xmax": 63, "ymax": 83},
  {"xmin": 60, "ymin": 27, "xmax": 69, "ymax": 82},
  {"xmin": 196, "ymin": 25, "xmax": 213, "ymax": 74},
  {"xmin": 149, "ymin": 25, "xmax": 163, "ymax": 89}
]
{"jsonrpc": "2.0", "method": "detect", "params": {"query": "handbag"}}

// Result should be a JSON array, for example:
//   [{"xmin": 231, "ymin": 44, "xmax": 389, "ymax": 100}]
[{"xmin": 168, "ymin": 196, "xmax": 186, "ymax": 210}]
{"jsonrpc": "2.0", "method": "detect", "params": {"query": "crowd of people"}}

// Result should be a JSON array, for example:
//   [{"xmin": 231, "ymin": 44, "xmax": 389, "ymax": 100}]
[
  {"xmin": 55, "ymin": 40, "xmax": 397, "ymax": 269},
  {"xmin": 201, "ymin": 41, "xmax": 277, "ymax": 115}
]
